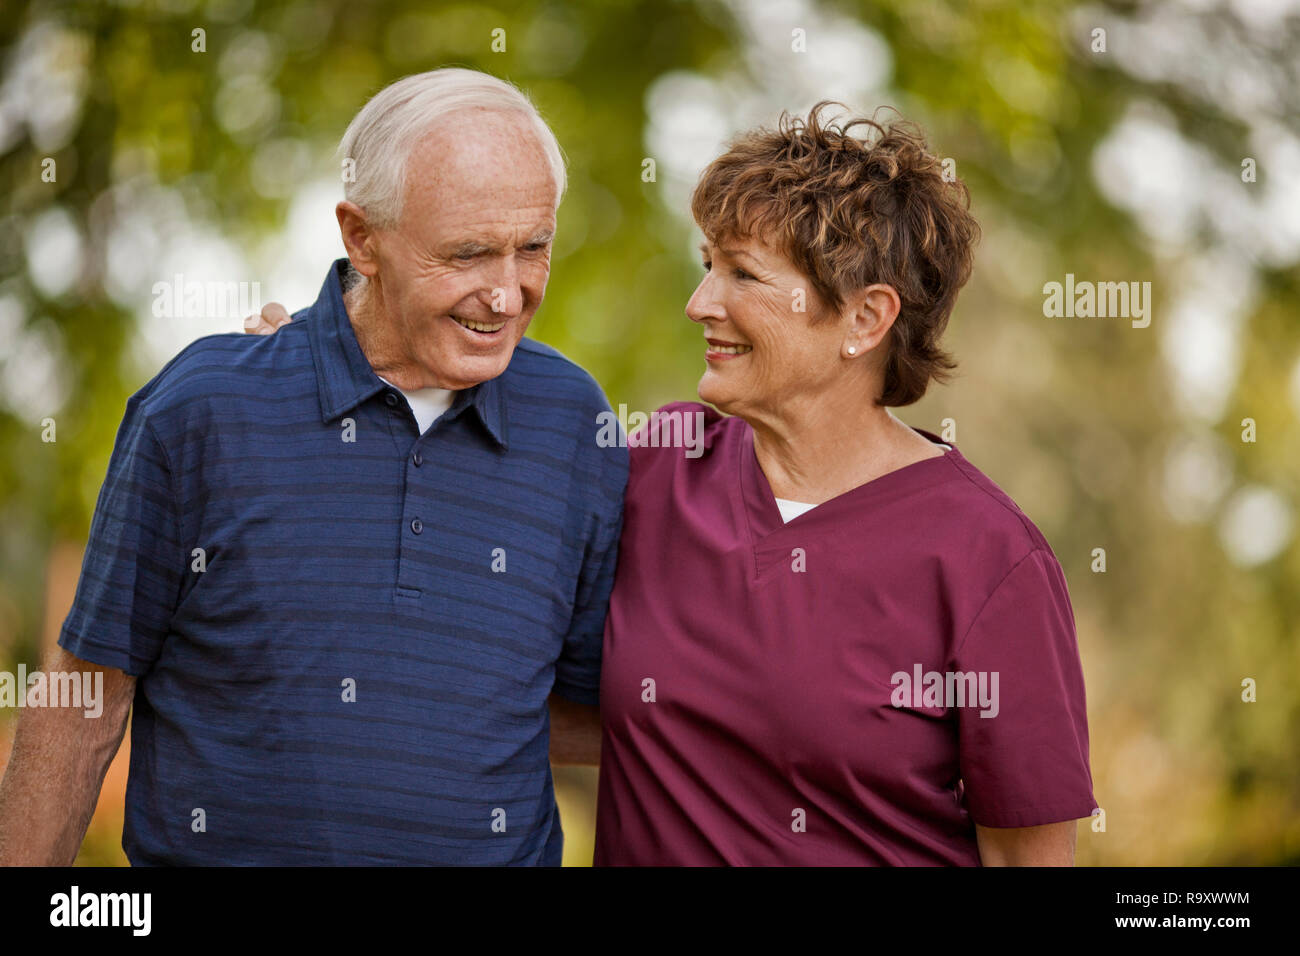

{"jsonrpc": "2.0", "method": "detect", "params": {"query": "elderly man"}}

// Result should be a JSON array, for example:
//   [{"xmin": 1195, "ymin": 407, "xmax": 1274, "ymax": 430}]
[{"xmin": 0, "ymin": 69, "xmax": 622, "ymax": 865}]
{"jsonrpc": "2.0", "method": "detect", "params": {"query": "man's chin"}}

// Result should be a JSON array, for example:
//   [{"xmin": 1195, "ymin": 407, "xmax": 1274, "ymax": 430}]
[{"xmin": 427, "ymin": 352, "xmax": 513, "ymax": 390}]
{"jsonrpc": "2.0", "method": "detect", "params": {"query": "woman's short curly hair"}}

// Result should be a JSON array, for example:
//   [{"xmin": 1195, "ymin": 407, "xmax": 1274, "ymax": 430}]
[{"xmin": 691, "ymin": 102, "xmax": 980, "ymax": 407}]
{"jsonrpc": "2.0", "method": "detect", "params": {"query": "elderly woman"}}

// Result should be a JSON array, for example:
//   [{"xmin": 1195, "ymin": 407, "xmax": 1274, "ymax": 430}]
[{"xmin": 591, "ymin": 105, "xmax": 1095, "ymax": 866}]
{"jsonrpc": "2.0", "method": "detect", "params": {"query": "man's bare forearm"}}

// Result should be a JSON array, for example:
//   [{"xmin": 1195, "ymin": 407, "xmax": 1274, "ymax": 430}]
[
  {"xmin": 0, "ymin": 648, "xmax": 135, "ymax": 865},
  {"xmin": 547, "ymin": 693, "xmax": 602, "ymax": 766}
]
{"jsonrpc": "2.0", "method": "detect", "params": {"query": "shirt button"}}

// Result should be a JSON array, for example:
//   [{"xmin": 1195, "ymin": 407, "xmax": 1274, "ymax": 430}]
[
  {"xmin": 410, "ymin": 518, "xmax": 423, "ymax": 534},
  {"xmin": 385, "ymin": 393, "xmax": 399, "ymax": 407},
  {"xmin": 412, "ymin": 451, "xmax": 423, "ymax": 467}
]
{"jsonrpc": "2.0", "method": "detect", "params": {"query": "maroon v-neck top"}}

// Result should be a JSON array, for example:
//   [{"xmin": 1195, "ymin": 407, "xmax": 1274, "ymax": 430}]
[{"xmin": 593, "ymin": 402, "xmax": 1096, "ymax": 866}]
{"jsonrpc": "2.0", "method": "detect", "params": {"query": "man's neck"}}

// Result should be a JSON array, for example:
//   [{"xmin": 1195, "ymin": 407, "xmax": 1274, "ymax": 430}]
[{"xmin": 345, "ymin": 279, "xmax": 437, "ymax": 392}]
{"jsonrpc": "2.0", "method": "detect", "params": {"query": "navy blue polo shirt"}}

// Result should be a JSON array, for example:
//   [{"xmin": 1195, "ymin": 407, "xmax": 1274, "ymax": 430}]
[{"xmin": 59, "ymin": 259, "xmax": 627, "ymax": 865}]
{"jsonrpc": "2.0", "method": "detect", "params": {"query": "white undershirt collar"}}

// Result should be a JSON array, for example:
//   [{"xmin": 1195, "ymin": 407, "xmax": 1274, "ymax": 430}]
[
  {"xmin": 774, "ymin": 442, "xmax": 953, "ymax": 523},
  {"xmin": 377, "ymin": 375, "xmax": 455, "ymax": 435}
]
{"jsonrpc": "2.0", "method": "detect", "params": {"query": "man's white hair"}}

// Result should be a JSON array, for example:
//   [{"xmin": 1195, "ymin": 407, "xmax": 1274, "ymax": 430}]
[{"xmin": 339, "ymin": 68, "xmax": 567, "ymax": 228}]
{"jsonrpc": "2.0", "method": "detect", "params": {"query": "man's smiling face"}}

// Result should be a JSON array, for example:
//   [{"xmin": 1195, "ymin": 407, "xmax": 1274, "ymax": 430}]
[{"xmin": 354, "ymin": 109, "xmax": 558, "ymax": 390}]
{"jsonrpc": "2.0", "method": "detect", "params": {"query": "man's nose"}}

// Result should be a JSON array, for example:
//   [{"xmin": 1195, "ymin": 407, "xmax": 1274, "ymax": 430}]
[{"xmin": 484, "ymin": 256, "xmax": 525, "ymax": 318}]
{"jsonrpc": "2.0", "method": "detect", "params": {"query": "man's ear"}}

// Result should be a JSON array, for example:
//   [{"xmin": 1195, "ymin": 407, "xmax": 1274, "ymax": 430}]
[
  {"xmin": 845, "ymin": 283, "xmax": 901, "ymax": 356},
  {"xmin": 336, "ymin": 201, "xmax": 380, "ymax": 278}
]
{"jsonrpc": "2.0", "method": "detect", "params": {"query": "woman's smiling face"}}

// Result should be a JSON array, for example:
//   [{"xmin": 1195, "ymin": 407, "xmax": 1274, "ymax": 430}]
[{"xmin": 687, "ymin": 234, "xmax": 853, "ymax": 420}]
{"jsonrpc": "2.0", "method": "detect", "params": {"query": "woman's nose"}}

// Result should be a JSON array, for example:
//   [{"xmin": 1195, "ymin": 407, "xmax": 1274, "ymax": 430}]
[{"xmin": 686, "ymin": 275, "xmax": 724, "ymax": 324}]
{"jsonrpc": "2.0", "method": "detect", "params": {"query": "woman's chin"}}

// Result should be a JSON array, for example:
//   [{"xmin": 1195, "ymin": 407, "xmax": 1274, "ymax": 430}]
[{"xmin": 697, "ymin": 375, "xmax": 738, "ymax": 415}]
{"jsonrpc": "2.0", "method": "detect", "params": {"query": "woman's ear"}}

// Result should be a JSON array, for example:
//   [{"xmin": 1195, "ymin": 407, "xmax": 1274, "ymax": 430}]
[
  {"xmin": 335, "ymin": 201, "xmax": 380, "ymax": 278},
  {"xmin": 845, "ymin": 283, "xmax": 901, "ymax": 356}
]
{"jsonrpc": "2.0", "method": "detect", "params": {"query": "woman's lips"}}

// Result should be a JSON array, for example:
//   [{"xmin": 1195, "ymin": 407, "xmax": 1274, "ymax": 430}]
[{"xmin": 705, "ymin": 337, "xmax": 752, "ymax": 361}]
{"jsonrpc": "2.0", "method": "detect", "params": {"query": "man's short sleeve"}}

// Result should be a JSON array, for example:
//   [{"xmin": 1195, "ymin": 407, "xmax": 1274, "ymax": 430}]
[
  {"xmin": 552, "ymin": 444, "xmax": 628, "ymax": 707},
  {"xmin": 58, "ymin": 394, "xmax": 184, "ymax": 676},
  {"xmin": 952, "ymin": 547, "xmax": 1097, "ymax": 828}
]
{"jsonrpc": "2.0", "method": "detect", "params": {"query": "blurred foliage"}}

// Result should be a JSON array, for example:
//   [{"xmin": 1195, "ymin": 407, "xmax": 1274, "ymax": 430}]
[{"xmin": 0, "ymin": 0, "xmax": 1296, "ymax": 866}]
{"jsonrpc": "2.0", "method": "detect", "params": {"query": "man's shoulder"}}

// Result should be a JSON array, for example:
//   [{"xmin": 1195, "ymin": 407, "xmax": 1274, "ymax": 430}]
[
  {"xmin": 132, "ymin": 324, "xmax": 315, "ymax": 422},
  {"xmin": 507, "ymin": 336, "xmax": 611, "ymax": 409}
]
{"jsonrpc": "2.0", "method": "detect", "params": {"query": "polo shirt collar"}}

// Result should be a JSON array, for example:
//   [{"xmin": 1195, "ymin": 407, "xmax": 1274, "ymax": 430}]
[{"xmin": 307, "ymin": 259, "xmax": 509, "ymax": 448}]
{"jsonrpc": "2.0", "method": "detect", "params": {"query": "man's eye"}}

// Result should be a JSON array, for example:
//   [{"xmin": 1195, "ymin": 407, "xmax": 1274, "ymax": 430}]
[
  {"xmin": 701, "ymin": 260, "xmax": 711, "ymax": 272},
  {"xmin": 734, "ymin": 268, "xmax": 754, "ymax": 280},
  {"xmin": 455, "ymin": 252, "xmax": 477, "ymax": 261}
]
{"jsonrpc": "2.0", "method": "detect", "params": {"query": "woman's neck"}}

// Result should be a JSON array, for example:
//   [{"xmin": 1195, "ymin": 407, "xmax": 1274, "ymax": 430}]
[{"xmin": 748, "ymin": 397, "xmax": 942, "ymax": 504}]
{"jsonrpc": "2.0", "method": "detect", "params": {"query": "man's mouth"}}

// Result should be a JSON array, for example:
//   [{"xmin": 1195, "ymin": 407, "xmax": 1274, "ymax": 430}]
[{"xmin": 451, "ymin": 314, "xmax": 507, "ymax": 335}]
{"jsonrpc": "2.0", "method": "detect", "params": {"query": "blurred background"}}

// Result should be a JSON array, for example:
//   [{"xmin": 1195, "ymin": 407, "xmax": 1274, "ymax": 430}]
[{"xmin": 1, "ymin": 0, "xmax": 1297, "ymax": 866}]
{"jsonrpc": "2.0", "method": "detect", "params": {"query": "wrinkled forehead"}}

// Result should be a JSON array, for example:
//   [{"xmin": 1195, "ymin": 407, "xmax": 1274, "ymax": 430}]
[
  {"xmin": 410, "ymin": 110, "xmax": 556, "ymax": 196},
  {"xmin": 398, "ymin": 119, "xmax": 558, "ymax": 240}
]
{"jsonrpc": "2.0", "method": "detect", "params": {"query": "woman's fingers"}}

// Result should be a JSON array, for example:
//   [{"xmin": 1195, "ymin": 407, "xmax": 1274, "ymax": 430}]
[{"xmin": 242, "ymin": 302, "xmax": 292, "ymax": 334}]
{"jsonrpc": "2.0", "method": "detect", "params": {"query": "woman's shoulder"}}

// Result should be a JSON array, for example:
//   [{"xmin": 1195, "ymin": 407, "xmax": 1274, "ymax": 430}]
[
  {"xmin": 629, "ymin": 401, "xmax": 742, "ymax": 454},
  {"xmin": 623, "ymin": 401, "xmax": 742, "ymax": 487},
  {"xmin": 646, "ymin": 400, "xmax": 733, "ymax": 430},
  {"xmin": 929, "ymin": 448, "xmax": 1059, "ymax": 566}
]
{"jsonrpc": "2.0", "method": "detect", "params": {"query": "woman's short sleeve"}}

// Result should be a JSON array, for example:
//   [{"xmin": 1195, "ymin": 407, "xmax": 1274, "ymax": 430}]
[{"xmin": 952, "ymin": 547, "xmax": 1097, "ymax": 828}]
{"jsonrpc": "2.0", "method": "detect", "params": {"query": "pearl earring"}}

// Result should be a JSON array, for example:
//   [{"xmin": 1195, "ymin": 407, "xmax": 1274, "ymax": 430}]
[{"xmin": 847, "ymin": 346, "xmax": 857, "ymax": 355}]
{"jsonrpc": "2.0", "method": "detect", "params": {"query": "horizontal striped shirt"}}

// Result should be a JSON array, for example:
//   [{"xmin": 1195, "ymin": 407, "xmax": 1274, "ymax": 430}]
[{"xmin": 59, "ymin": 259, "xmax": 627, "ymax": 865}]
